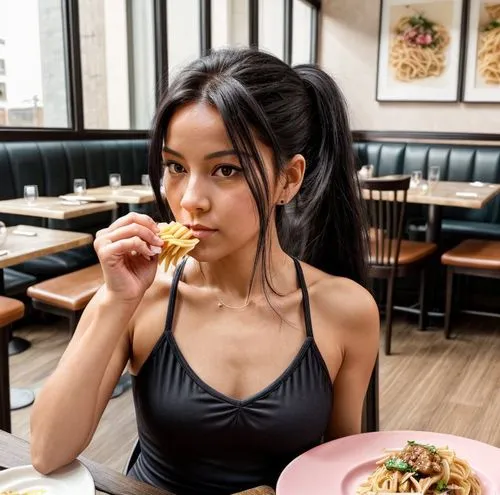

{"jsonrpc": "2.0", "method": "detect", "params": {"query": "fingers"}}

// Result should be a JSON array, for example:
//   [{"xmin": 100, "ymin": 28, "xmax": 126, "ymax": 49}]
[
  {"xmin": 96, "ymin": 212, "xmax": 159, "ymax": 239},
  {"xmin": 95, "ymin": 213, "xmax": 164, "ymax": 253},
  {"xmin": 104, "ymin": 224, "xmax": 164, "ymax": 248},
  {"xmin": 100, "ymin": 236, "xmax": 156, "ymax": 260}
]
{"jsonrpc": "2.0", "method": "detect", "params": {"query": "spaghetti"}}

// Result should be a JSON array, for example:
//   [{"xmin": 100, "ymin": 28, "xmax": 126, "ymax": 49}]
[
  {"xmin": 477, "ymin": 4, "xmax": 500, "ymax": 84},
  {"xmin": 357, "ymin": 440, "xmax": 481, "ymax": 494},
  {"xmin": 157, "ymin": 221, "xmax": 199, "ymax": 271},
  {"xmin": 485, "ymin": 3, "xmax": 500, "ymax": 20},
  {"xmin": 390, "ymin": 13, "xmax": 450, "ymax": 82}
]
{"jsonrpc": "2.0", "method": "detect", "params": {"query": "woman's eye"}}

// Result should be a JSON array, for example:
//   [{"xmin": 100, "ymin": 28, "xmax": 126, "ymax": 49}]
[
  {"xmin": 164, "ymin": 161, "xmax": 186, "ymax": 175},
  {"xmin": 214, "ymin": 165, "xmax": 241, "ymax": 178}
]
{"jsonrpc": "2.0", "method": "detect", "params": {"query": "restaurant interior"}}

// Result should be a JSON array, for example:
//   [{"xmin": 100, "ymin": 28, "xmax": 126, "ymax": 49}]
[{"xmin": 0, "ymin": 0, "xmax": 499, "ymax": 494}]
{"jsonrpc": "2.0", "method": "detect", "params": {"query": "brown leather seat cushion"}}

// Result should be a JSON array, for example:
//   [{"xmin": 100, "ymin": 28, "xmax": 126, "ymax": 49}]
[
  {"xmin": 441, "ymin": 239, "xmax": 500, "ymax": 270},
  {"xmin": 27, "ymin": 264, "xmax": 103, "ymax": 311},
  {"xmin": 369, "ymin": 239, "xmax": 437, "ymax": 265},
  {"xmin": 0, "ymin": 296, "xmax": 25, "ymax": 327}
]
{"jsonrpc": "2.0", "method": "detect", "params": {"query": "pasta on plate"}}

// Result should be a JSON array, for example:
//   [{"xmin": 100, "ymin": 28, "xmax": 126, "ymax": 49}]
[{"xmin": 357, "ymin": 440, "xmax": 481, "ymax": 494}]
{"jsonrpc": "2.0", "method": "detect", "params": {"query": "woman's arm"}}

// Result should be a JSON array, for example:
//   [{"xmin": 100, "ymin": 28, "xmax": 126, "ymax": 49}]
[
  {"xmin": 314, "ymin": 277, "xmax": 380, "ymax": 440},
  {"xmin": 30, "ymin": 213, "xmax": 163, "ymax": 474},
  {"xmin": 30, "ymin": 288, "xmax": 138, "ymax": 474}
]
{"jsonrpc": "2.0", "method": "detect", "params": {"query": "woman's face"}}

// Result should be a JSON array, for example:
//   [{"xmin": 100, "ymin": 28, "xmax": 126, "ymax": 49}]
[{"xmin": 162, "ymin": 102, "xmax": 276, "ymax": 262}]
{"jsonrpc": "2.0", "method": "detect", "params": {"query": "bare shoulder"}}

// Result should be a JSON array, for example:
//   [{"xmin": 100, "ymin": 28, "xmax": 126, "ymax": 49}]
[{"xmin": 300, "ymin": 262, "xmax": 380, "ymax": 352}]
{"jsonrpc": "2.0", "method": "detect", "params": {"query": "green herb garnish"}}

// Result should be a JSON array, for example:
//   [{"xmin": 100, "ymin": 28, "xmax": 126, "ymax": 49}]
[
  {"xmin": 384, "ymin": 457, "xmax": 415, "ymax": 473},
  {"xmin": 484, "ymin": 19, "xmax": 500, "ymax": 31},
  {"xmin": 436, "ymin": 479, "xmax": 448, "ymax": 491},
  {"xmin": 409, "ymin": 14, "xmax": 435, "ymax": 31},
  {"xmin": 407, "ymin": 440, "xmax": 437, "ymax": 454}
]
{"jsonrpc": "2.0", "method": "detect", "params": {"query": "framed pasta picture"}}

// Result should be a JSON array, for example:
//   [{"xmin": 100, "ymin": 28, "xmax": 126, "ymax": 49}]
[
  {"xmin": 462, "ymin": 1, "xmax": 500, "ymax": 102},
  {"xmin": 376, "ymin": 0, "xmax": 467, "ymax": 102}
]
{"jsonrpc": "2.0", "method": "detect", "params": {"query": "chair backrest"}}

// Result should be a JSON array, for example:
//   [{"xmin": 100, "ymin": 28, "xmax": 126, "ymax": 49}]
[{"xmin": 361, "ymin": 175, "xmax": 411, "ymax": 268}]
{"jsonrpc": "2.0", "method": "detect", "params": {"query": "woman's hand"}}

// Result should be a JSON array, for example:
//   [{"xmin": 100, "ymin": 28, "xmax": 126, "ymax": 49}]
[{"xmin": 94, "ymin": 212, "xmax": 164, "ymax": 302}]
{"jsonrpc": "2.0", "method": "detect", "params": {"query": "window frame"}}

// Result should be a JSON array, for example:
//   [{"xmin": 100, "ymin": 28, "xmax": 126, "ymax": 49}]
[{"xmin": 0, "ymin": 0, "xmax": 320, "ymax": 140}]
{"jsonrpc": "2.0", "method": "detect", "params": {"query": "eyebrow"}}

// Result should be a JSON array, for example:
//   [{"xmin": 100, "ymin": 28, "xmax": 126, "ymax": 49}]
[{"xmin": 162, "ymin": 146, "xmax": 239, "ymax": 160}]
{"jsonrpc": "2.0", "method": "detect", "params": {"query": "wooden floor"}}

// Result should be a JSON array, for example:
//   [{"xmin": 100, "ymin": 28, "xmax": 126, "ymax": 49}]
[{"xmin": 8, "ymin": 313, "xmax": 500, "ymax": 473}]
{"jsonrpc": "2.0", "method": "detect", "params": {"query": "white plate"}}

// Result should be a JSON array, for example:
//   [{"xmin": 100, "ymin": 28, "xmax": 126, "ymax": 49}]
[{"xmin": 0, "ymin": 461, "xmax": 95, "ymax": 495}]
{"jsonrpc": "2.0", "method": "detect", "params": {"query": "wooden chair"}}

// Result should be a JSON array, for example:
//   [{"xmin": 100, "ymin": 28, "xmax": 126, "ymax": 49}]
[
  {"xmin": 27, "ymin": 264, "xmax": 103, "ymax": 336},
  {"xmin": 441, "ymin": 239, "xmax": 500, "ymax": 338},
  {"xmin": 361, "ymin": 176, "xmax": 437, "ymax": 355},
  {"xmin": 0, "ymin": 296, "xmax": 25, "ymax": 432}
]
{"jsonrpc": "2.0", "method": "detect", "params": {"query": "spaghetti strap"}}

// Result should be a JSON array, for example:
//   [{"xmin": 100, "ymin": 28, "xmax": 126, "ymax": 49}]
[
  {"xmin": 165, "ymin": 257, "xmax": 188, "ymax": 332},
  {"xmin": 293, "ymin": 258, "xmax": 313, "ymax": 339}
]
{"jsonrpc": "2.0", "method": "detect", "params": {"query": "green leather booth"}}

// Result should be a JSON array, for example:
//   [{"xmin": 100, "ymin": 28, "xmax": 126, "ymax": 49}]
[
  {"xmin": 2, "ymin": 138, "xmax": 499, "ymax": 296},
  {"xmin": 353, "ymin": 141, "xmax": 500, "ymax": 240},
  {"xmin": 0, "ymin": 139, "xmax": 150, "ymax": 295}
]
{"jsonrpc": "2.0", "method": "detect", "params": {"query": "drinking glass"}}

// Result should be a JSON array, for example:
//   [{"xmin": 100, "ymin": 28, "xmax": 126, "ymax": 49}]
[
  {"xmin": 360, "ymin": 164, "xmax": 374, "ymax": 179},
  {"xmin": 24, "ymin": 184, "xmax": 39, "ymax": 205},
  {"xmin": 109, "ymin": 173, "xmax": 121, "ymax": 190},
  {"xmin": 0, "ymin": 221, "xmax": 6, "ymax": 248},
  {"xmin": 141, "ymin": 174, "xmax": 151, "ymax": 188},
  {"xmin": 410, "ymin": 170, "xmax": 422, "ymax": 189},
  {"xmin": 73, "ymin": 178, "xmax": 87, "ymax": 195},
  {"xmin": 428, "ymin": 166, "xmax": 440, "ymax": 191}
]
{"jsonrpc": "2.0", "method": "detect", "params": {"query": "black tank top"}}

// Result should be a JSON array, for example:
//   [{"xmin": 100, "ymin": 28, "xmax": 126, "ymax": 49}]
[{"xmin": 129, "ymin": 258, "xmax": 333, "ymax": 495}]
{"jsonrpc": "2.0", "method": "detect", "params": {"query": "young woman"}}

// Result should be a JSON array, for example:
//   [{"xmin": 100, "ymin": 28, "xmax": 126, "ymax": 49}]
[{"xmin": 30, "ymin": 48, "xmax": 379, "ymax": 495}]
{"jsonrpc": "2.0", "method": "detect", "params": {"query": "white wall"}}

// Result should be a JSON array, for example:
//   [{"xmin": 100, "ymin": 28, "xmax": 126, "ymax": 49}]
[{"xmin": 319, "ymin": 0, "xmax": 500, "ymax": 134}]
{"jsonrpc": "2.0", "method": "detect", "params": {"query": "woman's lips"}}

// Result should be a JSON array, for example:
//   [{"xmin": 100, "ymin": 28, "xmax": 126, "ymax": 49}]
[{"xmin": 190, "ymin": 228, "xmax": 217, "ymax": 239}]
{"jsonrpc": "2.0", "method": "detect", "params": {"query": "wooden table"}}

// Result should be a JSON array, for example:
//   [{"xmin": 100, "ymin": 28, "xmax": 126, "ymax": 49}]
[
  {"xmin": 62, "ymin": 186, "xmax": 155, "ymax": 222},
  {"xmin": 362, "ymin": 179, "xmax": 500, "ymax": 243},
  {"xmin": 0, "ymin": 430, "xmax": 173, "ymax": 495},
  {"xmin": 0, "ymin": 197, "xmax": 117, "ymax": 220},
  {"xmin": 63, "ymin": 185, "xmax": 154, "ymax": 205},
  {"xmin": 0, "ymin": 226, "xmax": 93, "ymax": 429},
  {"xmin": 0, "ymin": 431, "xmax": 275, "ymax": 495}
]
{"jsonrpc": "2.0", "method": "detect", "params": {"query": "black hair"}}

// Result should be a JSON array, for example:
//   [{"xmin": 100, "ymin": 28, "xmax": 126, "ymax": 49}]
[{"xmin": 149, "ymin": 48, "xmax": 367, "ymax": 287}]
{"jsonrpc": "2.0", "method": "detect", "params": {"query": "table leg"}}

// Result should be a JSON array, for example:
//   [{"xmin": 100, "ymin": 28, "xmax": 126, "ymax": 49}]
[
  {"xmin": 426, "ymin": 204, "xmax": 442, "ymax": 244},
  {"xmin": 8, "ymin": 336, "xmax": 31, "ymax": 356},
  {"xmin": 10, "ymin": 388, "xmax": 35, "ymax": 410},
  {"xmin": 0, "ymin": 323, "xmax": 11, "ymax": 432},
  {"xmin": 1, "ymin": 268, "xmax": 31, "ymax": 355},
  {"xmin": 111, "ymin": 372, "xmax": 132, "ymax": 399}
]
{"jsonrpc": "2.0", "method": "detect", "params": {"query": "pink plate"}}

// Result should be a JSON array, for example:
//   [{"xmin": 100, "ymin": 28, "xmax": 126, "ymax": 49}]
[{"xmin": 276, "ymin": 430, "xmax": 500, "ymax": 495}]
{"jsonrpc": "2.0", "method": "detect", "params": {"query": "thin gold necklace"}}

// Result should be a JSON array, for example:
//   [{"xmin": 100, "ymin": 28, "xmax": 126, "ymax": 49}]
[{"xmin": 198, "ymin": 263, "xmax": 252, "ymax": 310}]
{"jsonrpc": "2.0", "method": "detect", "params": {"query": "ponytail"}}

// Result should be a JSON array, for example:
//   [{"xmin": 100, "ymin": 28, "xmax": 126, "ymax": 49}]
[{"xmin": 284, "ymin": 65, "xmax": 368, "ymax": 286}]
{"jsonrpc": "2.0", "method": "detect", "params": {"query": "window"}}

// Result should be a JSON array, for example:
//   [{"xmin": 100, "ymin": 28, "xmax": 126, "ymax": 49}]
[
  {"xmin": 292, "ymin": 0, "xmax": 314, "ymax": 65},
  {"xmin": 0, "ymin": 82, "xmax": 6, "ymax": 101},
  {"xmin": 258, "ymin": 0, "xmax": 284, "ymax": 60},
  {"xmin": 0, "ymin": 59, "xmax": 5, "ymax": 75},
  {"xmin": 79, "ymin": 0, "xmax": 156, "ymax": 130},
  {"xmin": 211, "ymin": 0, "xmax": 249, "ymax": 50},
  {"xmin": 167, "ymin": 0, "xmax": 201, "ymax": 79},
  {"xmin": 0, "ymin": 0, "xmax": 70, "ymax": 128}
]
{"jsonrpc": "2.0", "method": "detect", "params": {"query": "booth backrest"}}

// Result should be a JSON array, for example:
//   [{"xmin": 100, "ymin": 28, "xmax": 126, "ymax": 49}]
[
  {"xmin": 353, "ymin": 141, "xmax": 500, "ymax": 227},
  {"xmin": 0, "ymin": 139, "xmax": 150, "ymax": 234}
]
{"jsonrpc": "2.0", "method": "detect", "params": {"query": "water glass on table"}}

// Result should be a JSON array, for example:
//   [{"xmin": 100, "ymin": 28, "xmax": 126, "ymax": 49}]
[
  {"xmin": 109, "ymin": 173, "xmax": 121, "ymax": 190},
  {"xmin": 359, "ymin": 164, "xmax": 374, "ymax": 179},
  {"xmin": 428, "ymin": 166, "xmax": 440, "ymax": 192},
  {"xmin": 24, "ymin": 184, "xmax": 38, "ymax": 205},
  {"xmin": 141, "ymin": 174, "xmax": 151, "ymax": 188},
  {"xmin": 73, "ymin": 178, "xmax": 87, "ymax": 195},
  {"xmin": 410, "ymin": 170, "xmax": 422, "ymax": 190}
]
